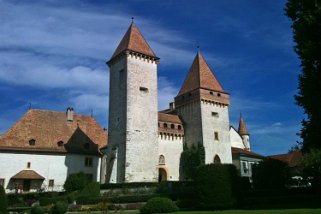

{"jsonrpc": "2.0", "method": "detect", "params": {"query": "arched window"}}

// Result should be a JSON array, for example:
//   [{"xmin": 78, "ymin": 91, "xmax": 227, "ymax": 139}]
[
  {"xmin": 29, "ymin": 139, "xmax": 36, "ymax": 146},
  {"xmin": 214, "ymin": 155, "xmax": 221, "ymax": 164},
  {"xmin": 57, "ymin": 141, "xmax": 64, "ymax": 147},
  {"xmin": 159, "ymin": 155, "xmax": 165, "ymax": 165},
  {"xmin": 178, "ymin": 125, "xmax": 182, "ymax": 130},
  {"xmin": 170, "ymin": 124, "xmax": 175, "ymax": 129},
  {"xmin": 164, "ymin": 123, "xmax": 168, "ymax": 128}
]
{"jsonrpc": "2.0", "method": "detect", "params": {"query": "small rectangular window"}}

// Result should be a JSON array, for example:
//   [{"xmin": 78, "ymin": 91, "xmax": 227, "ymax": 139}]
[
  {"xmin": 27, "ymin": 162, "xmax": 31, "ymax": 169},
  {"xmin": 139, "ymin": 87, "xmax": 148, "ymax": 92},
  {"xmin": 242, "ymin": 161, "xmax": 249, "ymax": 174},
  {"xmin": 0, "ymin": 179, "xmax": 4, "ymax": 187},
  {"xmin": 212, "ymin": 112, "xmax": 219, "ymax": 117},
  {"xmin": 49, "ymin": 179, "xmax": 54, "ymax": 187},
  {"xmin": 85, "ymin": 157, "xmax": 93, "ymax": 167},
  {"xmin": 214, "ymin": 132, "xmax": 219, "ymax": 141}
]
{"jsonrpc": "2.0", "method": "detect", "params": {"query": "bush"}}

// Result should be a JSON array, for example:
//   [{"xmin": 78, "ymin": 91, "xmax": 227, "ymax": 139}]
[
  {"xmin": 39, "ymin": 196, "xmax": 67, "ymax": 206},
  {"xmin": 50, "ymin": 201, "xmax": 68, "ymax": 214},
  {"xmin": 100, "ymin": 182, "xmax": 158, "ymax": 189},
  {"xmin": 64, "ymin": 172, "xmax": 89, "ymax": 192},
  {"xmin": 194, "ymin": 164, "xmax": 241, "ymax": 210},
  {"xmin": 77, "ymin": 196, "xmax": 102, "ymax": 205},
  {"xmin": 0, "ymin": 185, "xmax": 8, "ymax": 214},
  {"xmin": 140, "ymin": 197, "xmax": 179, "ymax": 214},
  {"xmin": 79, "ymin": 182, "xmax": 100, "ymax": 197},
  {"xmin": 31, "ymin": 205, "xmax": 45, "ymax": 214}
]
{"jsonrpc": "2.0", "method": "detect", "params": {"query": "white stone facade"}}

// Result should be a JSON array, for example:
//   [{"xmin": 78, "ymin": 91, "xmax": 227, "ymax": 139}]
[
  {"xmin": 108, "ymin": 54, "xmax": 159, "ymax": 183},
  {"xmin": 0, "ymin": 152, "xmax": 101, "ymax": 192}
]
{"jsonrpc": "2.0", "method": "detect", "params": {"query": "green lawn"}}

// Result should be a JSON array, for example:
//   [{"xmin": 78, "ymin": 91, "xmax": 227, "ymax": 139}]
[{"xmin": 77, "ymin": 209, "xmax": 321, "ymax": 214}]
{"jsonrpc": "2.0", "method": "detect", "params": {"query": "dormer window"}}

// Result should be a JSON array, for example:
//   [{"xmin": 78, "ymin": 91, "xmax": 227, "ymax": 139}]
[
  {"xmin": 170, "ymin": 124, "xmax": 175, "ymax": 129},
  {"xmin": 178, "ymin": 125, "xmax": 182, "ymax": 130},
  {"xmin": 217, "ymin": 93, "xmax": 221, "ymax": 97},
  {"xmin": 164, "ymin": 123, "xmax": 168, "ymax": 128},
  {"xmin": 29, "ymin": 139, "xmax": 36, "ymax": 146},
  {"xmin": 57, "ymin": 141, "xmax": 64, "ymax": 147}
]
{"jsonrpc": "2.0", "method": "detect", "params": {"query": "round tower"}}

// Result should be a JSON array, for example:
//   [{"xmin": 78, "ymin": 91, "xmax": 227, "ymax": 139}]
[{"xmin": 238, "ymin": 115, "xmax": 250, "ymax": 151}]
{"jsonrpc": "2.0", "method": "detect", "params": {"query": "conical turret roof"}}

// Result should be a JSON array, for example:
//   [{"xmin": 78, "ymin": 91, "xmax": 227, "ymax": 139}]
[
  {"xmin": 111, "ymin": 23, "xmax": 156, "ymax": 59},
  {"xmin": 178, "ymin": 51, "xmax": 224, "ymax": 96},
  {"xmin": 238, "ymin": 115, "xmax": 249, "ymax": 136}
]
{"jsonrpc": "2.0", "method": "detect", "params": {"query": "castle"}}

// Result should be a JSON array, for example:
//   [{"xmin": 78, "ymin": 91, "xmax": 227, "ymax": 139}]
[{"xmin": 104, "ymin": 23, "xmax": 256, "ymax": 183}]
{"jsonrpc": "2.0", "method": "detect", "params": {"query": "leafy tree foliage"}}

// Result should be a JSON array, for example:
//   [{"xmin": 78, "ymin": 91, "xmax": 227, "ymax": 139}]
[
  {"xmin": 63, "ymin": 172, "xmax": 90, "ymax": 192},
  {"xmin": 302, "ymin": 148, "xmax": 321, "ymax": 188},
  {"xmin": 252, "ymin": 158, "xmax": 288, "ymax": 189},
  {"xmin": 179, "ymin": 143, "xmax": 205, "ymax": 179},
  {"xmin": 140, "ymin": 197, "xmax": 179, "ymax": 214},
  {"xmin": 0, "ymin": 185, "xmax": 8, "ymax": 214},
  {"xmin": 285, "ymin": 0, "xmax": 321, "ymax": 151}
]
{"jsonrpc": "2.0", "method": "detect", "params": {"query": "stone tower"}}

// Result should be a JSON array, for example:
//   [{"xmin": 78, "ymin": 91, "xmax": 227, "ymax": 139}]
[
  {"xmin": 106, "ymin": 23, "xmax": 159, "ymax": 183},
  {"xmin": 238, "ymin": 115, "xmax": 250, "ymax": 151},
  {"xmin": 174, "ymin": 51, "xmax": 232, "ymax": 164}
]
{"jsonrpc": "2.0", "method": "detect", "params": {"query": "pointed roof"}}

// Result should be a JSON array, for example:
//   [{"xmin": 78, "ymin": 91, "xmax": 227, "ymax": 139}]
[
  {"xmin": 178, "ymin": 51, "xmax": 224, "ymax": 96},
  {"xmin": 111, "ymin": 23, "xmax": 156, "ymax": 59},
  {"xmin": 238, "ymin": 115, "xmax": 249, "ymax": 135}
]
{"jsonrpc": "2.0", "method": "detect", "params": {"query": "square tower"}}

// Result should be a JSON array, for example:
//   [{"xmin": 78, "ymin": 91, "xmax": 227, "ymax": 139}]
[
  {"xmin": 175, "ymin": 52, "xmax": 232, "ymax": 164},
  {"xmin": 106, "ymin": 23, "xmax": 159, "ymax": 183}
]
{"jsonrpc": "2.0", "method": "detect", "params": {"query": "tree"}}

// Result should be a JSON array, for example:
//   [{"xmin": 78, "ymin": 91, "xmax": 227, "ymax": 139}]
[
  {"xmin": 64, "ymin": 172, "xmax": 90, "ymax": 192},
  {"xmin": 302, "ymin": 148, "xmax": 321, "ymax": 188},
  {"xmin": 179, "ymin": 143, "xmax": 205, "ymax": 180},
  {"xmin": 0, "ymin": 185, "xmax": 8, "ymax": 214},
  {"xmin": 252, "ymin": 158, "xmax": 288, "ymax": 189},
  {"xmin": 285, "ymin": 0, "xmax": 321, "ymax": 151}
]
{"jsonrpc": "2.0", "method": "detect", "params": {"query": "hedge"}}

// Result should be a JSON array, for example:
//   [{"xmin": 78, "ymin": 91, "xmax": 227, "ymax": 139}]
[
  {"xmin": 100, "ymin": 182, "xmax": 158, "ymax": 189},
  {"xmin": 194, "ymin": 164, "xmax": 241, "ymax": 210},
  {"xmin": 77, "ymin": 194, "xmax": 161, "ymax": 205},
  {"xmin": 140, "ymin": 197, "xmax": 179, "ymax": 214}
]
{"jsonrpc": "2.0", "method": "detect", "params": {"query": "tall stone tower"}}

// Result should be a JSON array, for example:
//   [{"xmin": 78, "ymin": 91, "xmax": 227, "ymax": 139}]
[
  {"xmin": 106, "ymin": 23, "xmax": 159, "ymax": 183},
  {"xmin": 238, "ymin": 115, "xmax": 250, "ymax": 151},
  {"xmin": 175, "ymin": 51, "xmax": 232, "ymax": 164}
]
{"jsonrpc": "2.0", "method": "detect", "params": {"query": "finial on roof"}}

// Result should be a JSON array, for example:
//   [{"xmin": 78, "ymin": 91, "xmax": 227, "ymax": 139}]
[
  {"xmin": 29, "ymin": 103, "xmax": 32, "ymax": 110},
  {"xmin": 196, "ymin": 41, "xmax": 200, "ymax": 52},
  {"xmin": 131, "ymin": 17, "xmax": 134, "ymax": 23},
  {"xmin": 91, "ymin": 109, "xmax": 94, "ymax": 118}
]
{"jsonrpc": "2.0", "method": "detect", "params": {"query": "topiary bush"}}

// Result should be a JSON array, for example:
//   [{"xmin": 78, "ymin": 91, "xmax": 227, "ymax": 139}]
[
  {"xmin": 0, "ymin": 185, "xmax": 8, "ymax": 214},
  {"xmin": 30, "ymin": 205, "xmax": 45, "ymax": 214},
  {"xmin": 79, "ymin": 182, "xmax": 100, "ymax": 197},
  {"xmin": 194, "ymin": 164, "xmax": 241, "ymax": 210},
  {"xmin": 50, "ymin": 201, "xmax": 68, "ymax": 214},
  {"xmin": 140, "ymin": 197, "xmax": 179, "ymax": 214},
  {"xmin": 63, "ymin": 172, "xmax": 89, "ymax": 193}
]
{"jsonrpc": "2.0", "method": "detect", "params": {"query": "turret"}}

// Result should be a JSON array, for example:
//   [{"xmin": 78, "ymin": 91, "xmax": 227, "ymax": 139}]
[{"xmin": 238, "ymin": 115, "xmax": 250, "ymax": 151}]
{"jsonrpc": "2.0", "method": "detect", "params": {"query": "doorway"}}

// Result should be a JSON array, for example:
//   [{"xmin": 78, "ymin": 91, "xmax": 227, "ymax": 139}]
[
  {"xmin": 158, "ymin": 168, "xmax": 167, "ymax": 182},
  {"xmin": 23, "ymin": 180, "xmax": 31, "ymax": 192}
]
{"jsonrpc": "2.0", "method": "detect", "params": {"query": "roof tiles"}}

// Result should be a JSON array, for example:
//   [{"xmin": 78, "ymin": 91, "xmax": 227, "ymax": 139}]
[{"xmin": 178, "ymin": 51, "xmax": 224, "ymax": 96}]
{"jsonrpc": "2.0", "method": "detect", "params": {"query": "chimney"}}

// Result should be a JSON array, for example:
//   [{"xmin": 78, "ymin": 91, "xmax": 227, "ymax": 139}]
[
  {"xmin": 169, "ymin": 102, "xmax": 175, "ymax": 110},
  {"xmin": 66, "ymin": 107, "xmax": 74, "ymax": 122}
]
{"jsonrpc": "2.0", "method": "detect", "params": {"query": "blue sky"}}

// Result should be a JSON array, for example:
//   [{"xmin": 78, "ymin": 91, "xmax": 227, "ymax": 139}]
[{"xmin": 0, "ymin": 0, "xmax": 302, "ymax": 155}]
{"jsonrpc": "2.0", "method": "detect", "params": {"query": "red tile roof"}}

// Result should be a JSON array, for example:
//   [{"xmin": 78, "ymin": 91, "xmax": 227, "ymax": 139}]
[
  {"xmin": 269, "ymin": 150, "xmax": 302, "ymax": 167},
  {"xmin": 238, "ymin": 115, "xmax": 249, "ymax": 135},
  {"xmin": 158, "ymin": 112, "xmax": 182, "ymax": 124},
  {"xmin": 0, "ymin": 109, "xmax": 107, "ymax": 154},
  {"xmin": 12, "ymin": 170, "xmax": 45, "ymax": 180},
  {"xmin": 232, "ymin": 147, "xmax": 265, "ymax": 158},
  {"xmin": 178, "ymin": 51, "xmax": 224, "ymax": 96},
  {"xmin": 111, "ymin": 23, "xmax": 156, "ymax": 59}
]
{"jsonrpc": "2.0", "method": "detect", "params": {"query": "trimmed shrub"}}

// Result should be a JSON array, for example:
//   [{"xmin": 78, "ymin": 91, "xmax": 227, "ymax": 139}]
[
  {"xmin": 77, "ymin": 196, "xmax": 102, "ymax": 205},
  {"xmin": 0, "ymin": 185, "xmax": 8, "ymax": 214},
  {"xmin": 39, "ymin": 196, "xmax": 67, "ymax": 206},
  {"xmin": 194, "ymin": 164, "xmax": 241, "ymax": 210},
  {"xmin": 100, "ymin": 182, "xmax": 158, "ymax": 189},
  {"xmin": 50, "ymin": 201, "xmax": 68, "ymax": 214},
  {"xmin": 140, "ymin": 197, "xmax": 179, "ymax": 214},
  {"xmin": 30, "ymin": 205, "xmax": 45, "ymax": 214},
  {"xmin": 64, "ymin": 172, "xmax": 89, "ymax": 192}
]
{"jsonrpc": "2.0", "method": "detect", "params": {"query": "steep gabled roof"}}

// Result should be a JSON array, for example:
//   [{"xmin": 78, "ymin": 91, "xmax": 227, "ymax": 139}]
[
  {"xmin": 0, "ymin": 109, "xmax": 108, "ymax": 154},
  {"xmin": 238, "ymin": 115, "xmax": 249, "ymax": 135},
  {"xmin": 111, "ymin": 23, "xmax": 156, "ymax": 59},
  {"xmin": 178, "ymin": 51, "xmax": 224, "ymax": 96}
]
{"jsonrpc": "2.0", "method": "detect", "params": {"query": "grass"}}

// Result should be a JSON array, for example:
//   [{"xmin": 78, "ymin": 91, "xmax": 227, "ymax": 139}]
[{"xmin": 69, "ymin": 209, "xmax": 321, "ymax": 214}]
